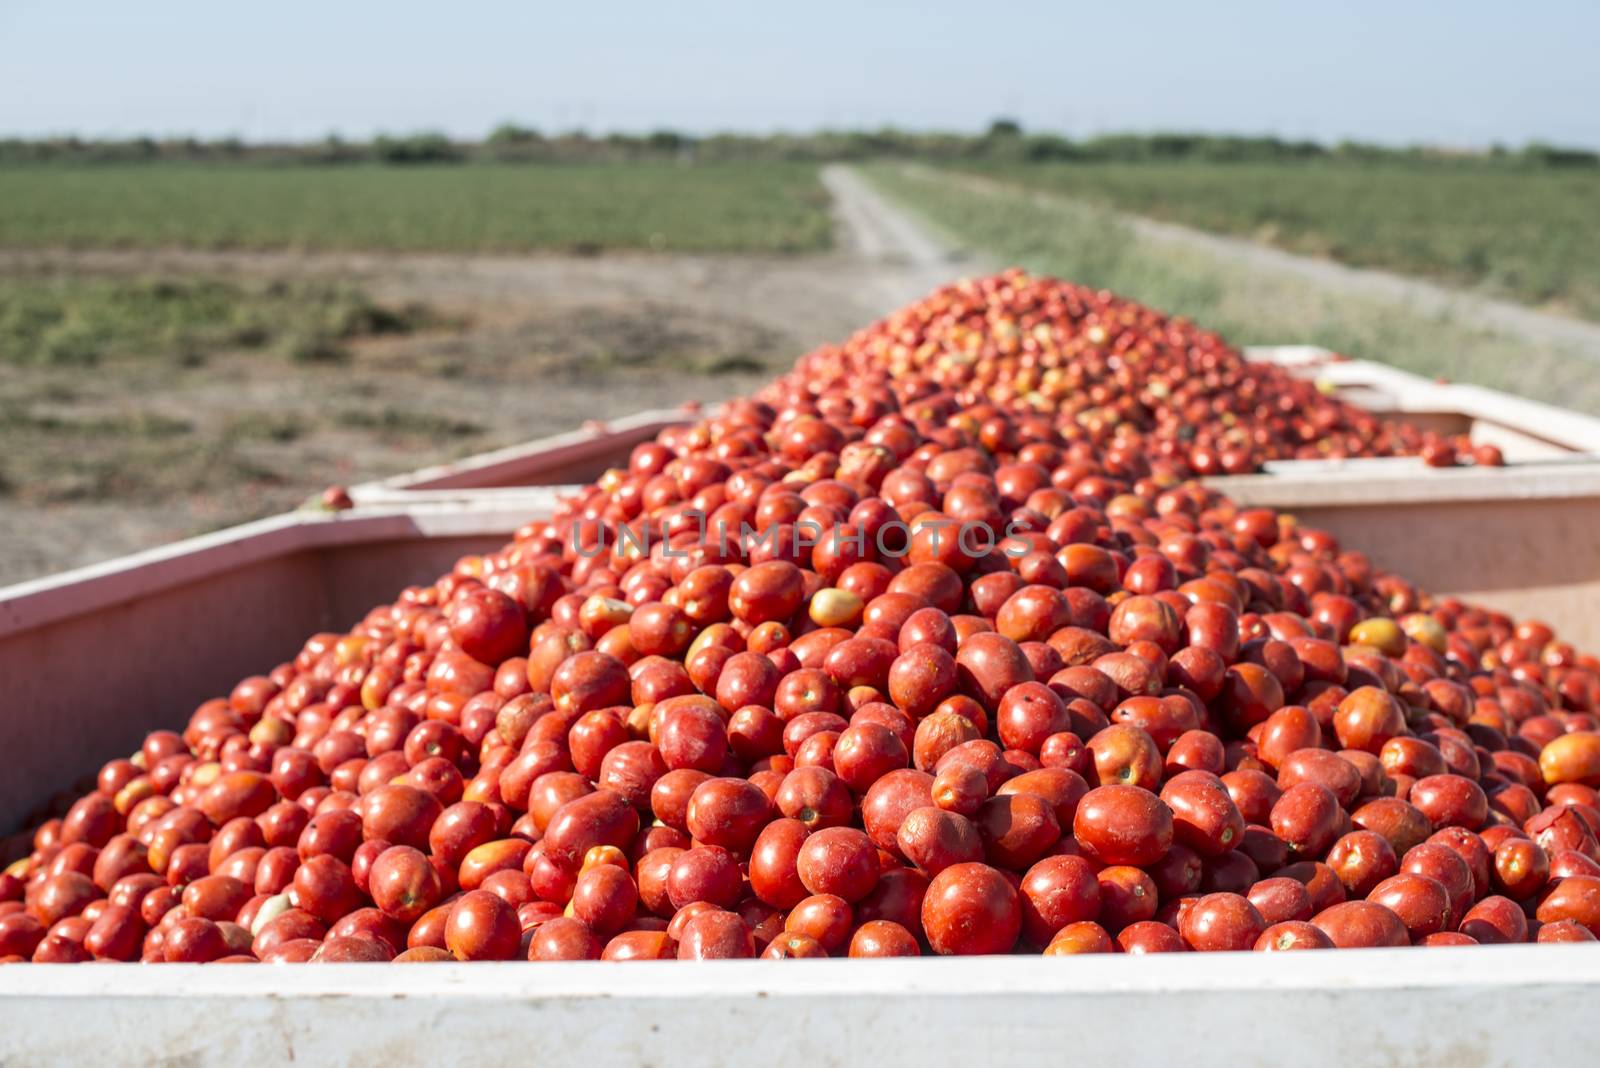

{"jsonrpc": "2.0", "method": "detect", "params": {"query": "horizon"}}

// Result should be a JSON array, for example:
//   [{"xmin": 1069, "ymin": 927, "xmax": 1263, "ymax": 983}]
[
  {"xmin": 2, "ymin": 1, "xmax": 1597, "ymax": 151},
  {"xmin": 1, "ymin": 123, "xmax": 1587, "ymax": 155}
]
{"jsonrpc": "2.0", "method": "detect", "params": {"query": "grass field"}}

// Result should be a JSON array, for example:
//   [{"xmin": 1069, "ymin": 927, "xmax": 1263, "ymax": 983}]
[
  {"xmin": 952, "ymin": 162, "xmax": 1600, "ymax": 321},
  {"xmin": 866, "ymin": 164, "xmax": 1600, "ymax": 413},
  {"xmin": 0, "ymin": 273, "xmax": 435, "ymax": 367},
  {"xmin": 0, "ymin": 162, "xmax": 832, "ymax": 253}
]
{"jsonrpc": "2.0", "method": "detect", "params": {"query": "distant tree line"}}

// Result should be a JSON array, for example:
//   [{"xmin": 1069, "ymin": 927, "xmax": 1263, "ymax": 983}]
[{"xmin": 1, "ymin": 119, "xmax": 1594, "ymax": 168}]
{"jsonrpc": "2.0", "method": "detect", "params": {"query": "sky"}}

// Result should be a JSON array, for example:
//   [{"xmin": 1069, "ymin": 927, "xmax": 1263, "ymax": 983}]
[{"xmin": 2, "ymin": 1, "xmax": 1596, "ymax": 149}]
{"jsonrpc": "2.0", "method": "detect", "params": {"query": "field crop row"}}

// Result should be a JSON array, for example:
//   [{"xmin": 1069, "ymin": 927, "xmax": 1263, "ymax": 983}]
[
  {"xmin": 0, "ymin": 162, "xmax": 832, "ymax": 254},
  {"xmin": 952, "ymin": 161, "xmax": 1600, "ymax": 321}
]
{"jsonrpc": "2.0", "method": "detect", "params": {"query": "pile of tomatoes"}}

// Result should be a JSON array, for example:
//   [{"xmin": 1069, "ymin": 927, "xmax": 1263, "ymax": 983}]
[
  {"xmin": 0, "ymin": 271, "xmax": 1582, "ymax": 964},
  {"xmin": 783, "ymin": 270, "xmax": 1494, "ymax": 473}
]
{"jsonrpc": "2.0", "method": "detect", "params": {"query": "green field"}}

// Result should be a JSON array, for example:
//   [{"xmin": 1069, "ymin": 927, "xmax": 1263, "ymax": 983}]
[
  {"xmin": 0, "ymin": 162, "xmax": 831, "ymax": 253},
  {"xmin": 0, "ymin": 274, "xmax": 434, "ymax": 367},
  {"xmin": 867, "ymin": 164, "xmax": 1600, "ymax": 413},
  {"xmin": 953, "ymin": 162, "xmax": 1600, "ymax": 321}
]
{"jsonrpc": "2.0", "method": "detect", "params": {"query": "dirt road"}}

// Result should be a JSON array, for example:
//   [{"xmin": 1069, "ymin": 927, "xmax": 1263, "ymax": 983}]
[{"xmin": 819, "ymin": 164, "xmax": 994, "ymax": 307}]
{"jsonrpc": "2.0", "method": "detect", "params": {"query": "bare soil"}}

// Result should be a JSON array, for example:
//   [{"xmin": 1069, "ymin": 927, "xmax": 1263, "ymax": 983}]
[{"xmin": 0, "ymin": 254, "xmax": 826, "ymax": 581}]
